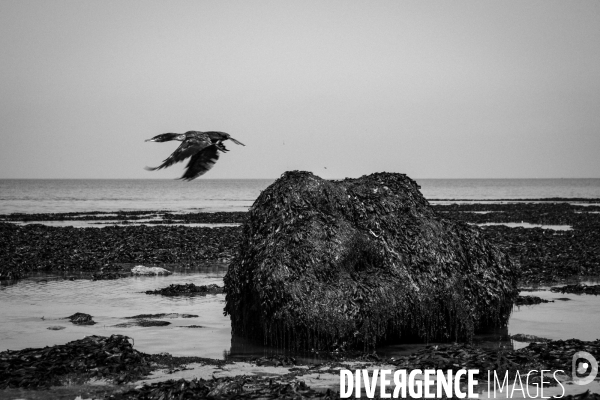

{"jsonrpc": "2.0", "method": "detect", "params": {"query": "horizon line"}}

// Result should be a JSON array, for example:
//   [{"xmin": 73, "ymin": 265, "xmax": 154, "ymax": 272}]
[{"xmin": 2, "ymin": 177, "xmax": 600, "ymax": 180}]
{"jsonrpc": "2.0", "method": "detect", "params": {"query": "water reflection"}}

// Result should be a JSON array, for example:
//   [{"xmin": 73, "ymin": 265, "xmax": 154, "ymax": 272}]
[
  {"xmin": 7, "ymin": 220, "xmax": 241, "ymax": 228},
  {"xmin": 0, "ymin": 264, "xmax": 231, "ymax": 359},
  {"xmin": 2, "ymin": 270, "xmax": 600, "ymax": 360},
  {"xmin": 474, "ymin": 222, "xmax": 573, "ymax": 230}
]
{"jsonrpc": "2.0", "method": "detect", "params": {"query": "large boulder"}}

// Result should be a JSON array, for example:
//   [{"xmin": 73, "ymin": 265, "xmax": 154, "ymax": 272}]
[{"xmin": 224, "ymin": 171, "xmax": 519, "ymax": 350}]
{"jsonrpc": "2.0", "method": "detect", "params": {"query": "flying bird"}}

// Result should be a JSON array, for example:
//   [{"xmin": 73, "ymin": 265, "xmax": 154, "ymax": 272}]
[{"xmin": 145, "ymin": 131, "xmax": 244, "ymax": 181}]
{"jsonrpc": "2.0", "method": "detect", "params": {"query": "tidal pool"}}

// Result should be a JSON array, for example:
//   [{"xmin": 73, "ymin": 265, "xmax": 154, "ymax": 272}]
[
  {"xmin": 5, "ymin": 220, "xmax": 241, "ymax": 228},
  {"xmin": 474, "ymin": 222, "xmax": 573, "ymax": 231},
  {"xmin": 1, "ymin": 268, "xmax": 599, "ymax": 360},
  {"xmin": 0, "ymin": 265, "xmax": 230, "ymax": 358}
]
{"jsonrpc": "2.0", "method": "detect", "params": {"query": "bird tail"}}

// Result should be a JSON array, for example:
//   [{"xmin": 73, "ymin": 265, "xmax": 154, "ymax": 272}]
[
  {"xmin": 229, "ymin": 137, "xmax": 245, "ymax": 146},
  {"xmin": 144, "ymin": 166, "xmax": 159, "ymax": 171}
]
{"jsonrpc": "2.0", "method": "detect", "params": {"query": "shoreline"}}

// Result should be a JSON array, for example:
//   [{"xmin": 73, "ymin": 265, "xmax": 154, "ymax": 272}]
[
  {"xmin": 1, "ymin": 333, "xmax": 599, "ymax": 399},
  {"xmin": 1, "ymin": 200, "xmax": 600, "ymax": 398},
  {"xmin": 2, "ymin": 201, "xmax": 600, "ymax": 284}
]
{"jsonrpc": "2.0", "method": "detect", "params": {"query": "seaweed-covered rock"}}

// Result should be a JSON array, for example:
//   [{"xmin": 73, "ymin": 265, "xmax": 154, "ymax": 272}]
[
  {"xmin": 145, "ymin": 283, "xmax": 223, "ymax": 296},
  {"xmin": 550, "ymin": 284, "xmax": 600, "ymax": 295},
  {"xmin": 515, "ymin": 295, "xmax": 552, "ymax": 306},
  {"xmin": 0, "ymin": 335, "xmax": 151, "ymax": 389},
  {"xmin": 67, "ymin": 312, "xmax": 96, "ymax": 325},
  {"xmin": 224, "ymin": 171, "xmax": 519, "ymax": 350},
  {"xmin": 114, "ymin": 320, "xmax": 171, "ymax": 328}
]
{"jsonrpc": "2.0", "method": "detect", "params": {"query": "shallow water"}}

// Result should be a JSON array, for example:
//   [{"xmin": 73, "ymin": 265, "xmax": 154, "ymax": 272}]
[
  {"xmin": 510, "ymin": 287, "xmax": 600, "ymax": 343},
  {"xmin": 474, "ymin": 222, "xmax": 573, "ymax": 231},
  {"xmin": 8, "ymin": 220, "xmax": 241, "ymax": 228},
  {"xmin": 2, "ymin": 269, "xmax": 600, "ymax": 361},
  {"xmin": 0, "ymin": 265, "xmax": 230, "ymax": 359}
]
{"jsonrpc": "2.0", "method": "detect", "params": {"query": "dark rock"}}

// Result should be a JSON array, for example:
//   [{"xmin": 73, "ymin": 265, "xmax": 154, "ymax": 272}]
[
  {"xmin": 0, "ymin": 335, "xmax": 151, "ymax": 389},
  {"xmin": 224, "ymin": 171, "xmax": 519, "ymax": 350},
  {"xmin": 125, "ymin": 313, "xmax": 198, "ymax": 319},
  {"xmin": 67, "ymin": 312, "xmax": 96, "ymax": 325},
  {"xmin": 145, "ymin": 283, "xmax": 223, "ymax": 296},
  {"xmin": 550, "ymin": 284, "xmax": 600, "ymax": 295},
  {"xmin": 114, "ymin": 320, "xmax": 171, "ymax": 328},
  {"xmin": 47, "ymin": 326, "xmax": 66, "ymax": 330},
  {"xmin": 137, "ymin": 320, "xmax": 171, "ymax": 327},
  {"xmin": 510, "ymin": 333, "xmax": 552, "ymax": 342},
  {"xmin": 253, "ymin": 355, "xmax": 296, "ymax": 367},
  {"xmin": 515, "ymin": 295, "xmax": 553, "ymax": 306},
  {"xmin": 91, "ymin": 271, "xmax": 130, "ymax": 280}
]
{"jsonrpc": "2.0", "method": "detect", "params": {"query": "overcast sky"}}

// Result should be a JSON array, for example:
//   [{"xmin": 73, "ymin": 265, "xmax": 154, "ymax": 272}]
[{"xmin": 1, "ymin": 1, "xmax": 599, "ymax": 179}]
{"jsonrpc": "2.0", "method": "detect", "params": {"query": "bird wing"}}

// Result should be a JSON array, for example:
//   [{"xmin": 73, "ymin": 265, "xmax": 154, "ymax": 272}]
[
  {"xmin": 145, "ymin": 135, "xmax": 211, "ymax": 171},
  {"xmin": 180, "ymin": 145, "xmax": 220, "ymax": 181},
  {"xmin": 145, "ymin": 133, "xmax": 180, "ymax": 142},
  {"xmin": 206, "ymin": 131, "xmax": 245, "ymax": 146}
]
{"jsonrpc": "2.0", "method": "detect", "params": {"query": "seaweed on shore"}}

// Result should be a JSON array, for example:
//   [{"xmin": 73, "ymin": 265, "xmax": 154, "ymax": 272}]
[
  {"xmin": 106, "ymin": 338, "xmax": 599, "ymax": 399},
  {"xmin": 0, "ymin": 335, "xmax": 152, "ymax": 389},
  {"xmin": 0, "ymin": 223, "xmax": 240, "ymax": 280},
  {"xmin": 515, "ymin": 295, "xmax": 553, "ymax": 306},
  {"xmin": 107, "ymin": 376, "xmax": 335, "ymax": 400},
  {"xmin": 92, "ymin": 271, "xmax": 131, "ymax": 280},
  {"xmin": 554, "ymin": 390, "xmax": 600, "ymax": 400},
  {"xmin": 0, "ymin": 210, "xmax": 247, "ymax": 224},
  {"xmin": 550, "ymin": 284, "xmax": 600, "ymax": 295},
  {"xmin": 66, "ymin": 312, "xmax": 96, "ymax": 325},
  {"xmin": 125, "ymin": 313, "xmax": 198, "ymax": 319},
  {"xmin": 3, "ymin": 333, "xmax": 598, "ymax": 398},
  {"xmin": 114, "ymin": 320, "xmax": 171, "ymax": 328},
  {"xmin": 145, "ymin": 283, "xmax": 223, "ymax": 296},
  {"xmin": 434, "ymin": 203, "xmax": 600, "ymax": 283},
  {"xmin": 3, "ymin": 201, "xmax": 599, "ymax": 284},
  {"xmin": 480, "ymin": 225, "xmax": 600, "ymax": 283},
  {"xmin": 388, "ymin": 338, "xmax": 600, "ymax": 378}
]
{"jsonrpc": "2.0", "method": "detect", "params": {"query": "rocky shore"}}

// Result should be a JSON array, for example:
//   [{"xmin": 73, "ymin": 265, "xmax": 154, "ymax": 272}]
[
  {"xmin": 2, "ymin": 200, "xmax": 599, "ymax": 284},
  {"xmin": 437, "ymin": 202, "xmax": 600, "ymax": 283},
  {"xmin": 1, "ymin": 334, "xmax": 599, "ymax": 398},
  {"xmin": 1, "ymin": 197, "xmax": 600, "ymax": 398},
  {"xmin": 0, "ymin": 222, "xmax": 239, "ymax": 280}
]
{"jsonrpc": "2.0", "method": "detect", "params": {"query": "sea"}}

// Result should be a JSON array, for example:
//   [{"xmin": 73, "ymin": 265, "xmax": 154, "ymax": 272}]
[
  {"xmin": 1, "ymin": 178, "xmax": 600, "ymax": 214},
  {"xmin": 1, "ymin": 178, "xmax": 600, "ymax": 363}
]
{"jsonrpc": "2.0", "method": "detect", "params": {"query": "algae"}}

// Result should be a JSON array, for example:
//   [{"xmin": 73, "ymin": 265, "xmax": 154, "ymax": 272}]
[{"xmin": 225, "ymin": 171, "xmax": 519, "ymax": 350}]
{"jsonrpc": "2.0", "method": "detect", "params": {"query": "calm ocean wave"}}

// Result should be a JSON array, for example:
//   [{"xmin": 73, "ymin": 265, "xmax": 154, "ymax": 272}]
[{"xmin": 1, "ymin": 178, "xmax": 600, "ymax": 214}]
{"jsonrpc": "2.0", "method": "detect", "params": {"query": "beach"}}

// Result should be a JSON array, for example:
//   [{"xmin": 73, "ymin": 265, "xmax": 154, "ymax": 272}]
[
  {"xmin": 1, "ymin": 179, "xmax": 600, "ymax": 399},
  {"xmin": 3, "ymin": 0, "xmax": 600, "ymax": 396}
]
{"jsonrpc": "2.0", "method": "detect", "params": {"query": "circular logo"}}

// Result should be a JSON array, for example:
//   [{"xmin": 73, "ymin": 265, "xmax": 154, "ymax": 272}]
[{"xmin": 572, "ymin": 351, "xmax": 598, "ymax": 386}]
